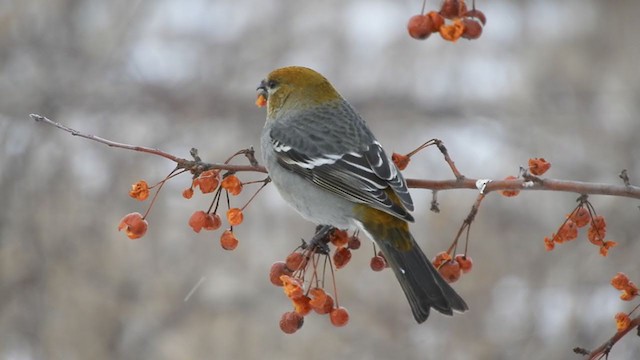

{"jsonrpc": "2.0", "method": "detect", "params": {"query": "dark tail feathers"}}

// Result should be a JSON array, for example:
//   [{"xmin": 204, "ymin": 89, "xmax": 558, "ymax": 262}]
[{"xmin": 362, "ymin": 220, "xmax": 468, "ymax": 323}]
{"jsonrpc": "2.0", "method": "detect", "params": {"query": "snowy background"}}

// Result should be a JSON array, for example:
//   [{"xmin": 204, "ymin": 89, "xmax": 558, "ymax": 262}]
[{"xmin": 1, "ymin": 0, "xmax": 639, "ymax": 359}]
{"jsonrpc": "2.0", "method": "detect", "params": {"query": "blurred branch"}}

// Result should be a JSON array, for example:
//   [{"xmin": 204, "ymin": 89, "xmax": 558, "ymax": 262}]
[
  {"xmin": 32, "ymin": 113, "xmax": 640, "ymax": 199},
  {"xmin": 574, "ymin": 314, "xmax": 640, "ymax": 359}
]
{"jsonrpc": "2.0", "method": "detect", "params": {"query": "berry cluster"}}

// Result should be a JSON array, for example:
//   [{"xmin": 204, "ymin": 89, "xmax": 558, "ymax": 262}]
[
  {"xmin": 118, "ymin": 150, "xmax": 269, "ymax": 252},
  {"xmin": 610, "ymin": 273, "xmax": 639, "ymax": 332},
  {"xmin": 407, "ymin": 0, "xmax": 486, "ymax": 42},
  {"xmin": 269, "ymin": 229, "xmax": 361, "ymax": 334},
  {"xmin": 432, "ymin": 251, "xmax": 473, "ymax": 283},
  {"xmin": 543, "ymin": 200, "xmax": 617, "ymax": 256}
]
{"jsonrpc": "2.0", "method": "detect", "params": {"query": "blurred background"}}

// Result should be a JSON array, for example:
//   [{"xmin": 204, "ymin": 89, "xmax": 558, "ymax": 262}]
[{"xmin": 1, "ymin": 0, "xmax": 639, "ymax": 359}]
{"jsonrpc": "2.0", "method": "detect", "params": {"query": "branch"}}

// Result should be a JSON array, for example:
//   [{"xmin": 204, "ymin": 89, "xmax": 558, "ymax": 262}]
[
  {"xmin": 31, "ymin": 114, "xmax": 267, "ymax": 174},
  {"xmin": 407, "ymin": 178, "xmax": 640, "ymax": 199},
  {"xmin": 574, "ymin": 315, "xmax": 640, "ymax": 359},
  {"xmin": 32, "ymin": 113, "xmax": 640, "ymax": 199}
]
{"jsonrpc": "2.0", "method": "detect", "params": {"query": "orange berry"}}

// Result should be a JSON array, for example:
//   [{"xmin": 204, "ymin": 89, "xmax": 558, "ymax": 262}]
[
  {"xmin": 599, "ymin": 240, "xmax": 618, "ymax": 257},
  {"xmin": 461, "ymin": 18, "xmax": 482, "ymax": 40},
  {"xmin": 269, "ymin": 262, "xmax": 292, "ymax": 286},
  {"xmin": 528, "ymin": 158, "xmax": 551, "ymax": 176},
  {"xmin": 615, "ymin": 312, "xmax": 631, "ymax": 332},
  {"xmin": 204, "ymin": 213, "xmax": 222, "ymax": 231},
  {"xmin": 129, "ymin": 180, "xmax": 150, "ymax": 201},
  {"xmin": 543, "ymin": 236, "xmax": 555, "ymax": 251},
  {"xmin": 370, "ymin": 256, "xmax": 386, "ymax": 272},
  {"xmin": 569, "ymin": 207, "xmax": 590, "ymax": 228},
  {"xmin": 438, "ymin": 260, "xmax": 462, "ymax": 283},
  {"xmin": 226, "ymin": 208, "xmax": 244, "ymax": 226},
  {"xmin": 188, "ymin": 210, "xmax": 208, "ymax": 233},
  {"xmin": 500, "ymin": 175, "xmax": 521, "ymax": 197},
  {"xmin": 439, "ymin": 19, "xmax": 465, "ymax": 42},
  {"xmin": 611, "ymin": 272, "xmax": 630, "ymax": 291},
  {"xmin": 347, "ymin": 235, "xmax": 361, "ymax": 250},
  {"xmin": 281, "ymin": 275, "xmax": 304, "ymax": 300},
  {"xmin": 330, "ymin": 229, "xmax": 349, "ymax": 247},
  {"xmin": 255, "ymin": 94, "xmax": 267, "ymax": 108},
  {"xmin": 293, "ymin": 295, "xmax": 312, "ymax": 316},
  {"xmin": 621, "ymin": 282, "xmax": 639, "ymax": 301},
  {"xmin": 454, "ymin": 254, "xmax": 473, "ymax": 273},
  {"xmin": 220, "ymin": 229, "xmax": 238, "ymax": 250},
  {"xmin": 194, "ymin": 170, "xmax": 220, "ymax": 194},
  {"xmin": 587, "ymin": 215, "xmax": 606, "ymax": 246},
  {"xmin": 432, "ymin": 251, "xmax": 452, "ymax": 268},
  {"xmin": 427, "ymin": 11, "xmax": 445, "ymax": 31},
  {"xmin": 407, "ymin": 14, "xmax": 434, "ymax": 40},
  {"xmin": 182, "ymin": 187, "xmax": 194, "ymax": 199},
  {"xmin": 464, "ymin": 9, "xmax": 486, "ymax": 26},
  {"xmin": 330, "ymin": 307, "xmax": 350, "ymax": 327},
  {"xmin": 285, "ymin": 252, "xmax": 307, "ymax": 271},
  {"xmin": 392, "ymin": 152, "xmax": 410, "ymax": 171},
  {"xmin": 315, "ymin": 293, "xmax": 334, "ymax": 315},
  {"xmin": 118, "ymin": 212, "xmax": 148, "ymax": 240},
  {"xmin": 333, "ymin": 247, "xmax": 352, "ymax": 269},
  {"xmin": 558, "ymin": 220, "xmax": 578, "ymax": 242},
  {"xmin": 279, "ymin": 311, "xmax": 304, "ymax": 334},
  {"xmin": 309, "ymin": 288, "xmax": 334, "ymax": 315},
  {"xmin": 221, "ymin": 174, "xmax": 243, "ymax": 195}
]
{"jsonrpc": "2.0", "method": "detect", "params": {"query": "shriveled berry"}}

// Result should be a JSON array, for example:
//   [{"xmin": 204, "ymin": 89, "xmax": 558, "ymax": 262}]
[
  {"xmin": 333, "ymin": 247, "xmax": 352, "ymax": 269},
  {"xmin": 279, "ymin": 311, "xmax": 304, "ymax": 334}
]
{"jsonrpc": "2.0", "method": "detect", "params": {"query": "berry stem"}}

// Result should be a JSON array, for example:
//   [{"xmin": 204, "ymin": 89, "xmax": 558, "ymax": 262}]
[{"xmin": 142, "ymin": 167, "xmax": 180, "ymax": 219}]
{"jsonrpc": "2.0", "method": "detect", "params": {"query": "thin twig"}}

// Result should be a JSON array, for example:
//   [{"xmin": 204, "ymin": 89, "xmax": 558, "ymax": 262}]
[{"xmin": 578, "ymin": 315, "xmax": 640, "ymax": 359}]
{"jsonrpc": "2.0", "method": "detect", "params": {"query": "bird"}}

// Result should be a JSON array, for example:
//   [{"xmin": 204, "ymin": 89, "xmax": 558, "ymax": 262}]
[{"xmin": 257, "ymin": 66, "xmax": 468, "ymax": 323}]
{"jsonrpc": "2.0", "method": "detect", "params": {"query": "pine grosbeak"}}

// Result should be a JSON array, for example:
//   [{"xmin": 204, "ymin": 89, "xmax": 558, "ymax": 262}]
[{"xmin": 257, "ymin": 66, "xmax": 467, "ymax": 323}]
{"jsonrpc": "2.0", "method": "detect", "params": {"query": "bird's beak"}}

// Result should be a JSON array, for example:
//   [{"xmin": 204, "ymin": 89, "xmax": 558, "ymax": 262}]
[
  {"xmin": 256, "ymin": 80, "xmax": 268, "ymax": 97},
  {"xmin": 256, "ymin": 80, "xmax": 268, "ymax": 108}
]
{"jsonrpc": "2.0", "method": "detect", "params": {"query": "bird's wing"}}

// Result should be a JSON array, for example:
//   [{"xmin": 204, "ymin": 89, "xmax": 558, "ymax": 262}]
[{"xmin": 269, "ymin": 109, "xmax": 414, "ymax": 222}]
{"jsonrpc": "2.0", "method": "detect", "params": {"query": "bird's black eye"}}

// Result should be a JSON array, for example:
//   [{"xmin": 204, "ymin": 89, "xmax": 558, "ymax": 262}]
[{"xmin": 267, "ymin": 80, "xmax": 277, "ymax": 89}]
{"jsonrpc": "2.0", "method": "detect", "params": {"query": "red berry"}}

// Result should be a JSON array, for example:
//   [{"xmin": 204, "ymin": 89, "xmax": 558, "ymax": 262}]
[
  {"xmin": 269, "ymin": 261, "xmax": 292, "ymax": 286},
  {"xmin": 464, "ymin": 9, "xmax": 487, "ymax": 26},
  {"xmin": 462, "ymin": 18, "xmax": 483, "ymax": 40},
  {"xmin": 285, "ymin": 252, "xmax": 306, "ymax": 271},
  {"xmin": 438, "ymin": 260, "xmax": 462, "ymax": 283},
  {"xmin": 330, "ymin": 307, "xmax": 350, "ymax": 327},
  {"xmin": 407, "ymin": 15, "xmax": 434, "ymax": 40},
  {"xmin": 347, "ymin": 235, "xmax": 361, "ymax": 250},
  {"xmin": 279, "ymin": 311, "xmax": 304, "ymax": 334},
  {"xmin": 454, "ymin": 254, "xmax": 473, "ymax": 273},
  {"xmin": 370, "ymin": 256, "xmax": 386, "ymax": 272},
  {"xmin": 333, "ymin": 247, "xmax": 352, "ymax": 269}
]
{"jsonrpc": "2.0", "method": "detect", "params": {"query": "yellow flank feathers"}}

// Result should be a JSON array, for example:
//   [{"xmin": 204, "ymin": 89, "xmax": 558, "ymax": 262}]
[
  {"xmin": 265, "ymin": 66, "xmax": 342, "ymax": 118},
  {"xmin": 353, "ymin": 204, "xmax": 413, "ymax": 252}
]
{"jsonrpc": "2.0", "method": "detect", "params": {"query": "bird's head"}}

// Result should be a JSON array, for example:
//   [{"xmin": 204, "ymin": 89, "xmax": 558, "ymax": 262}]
[{"xmin": 257, "ymin": 66, "xmax": 342, "ymax": 120}]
